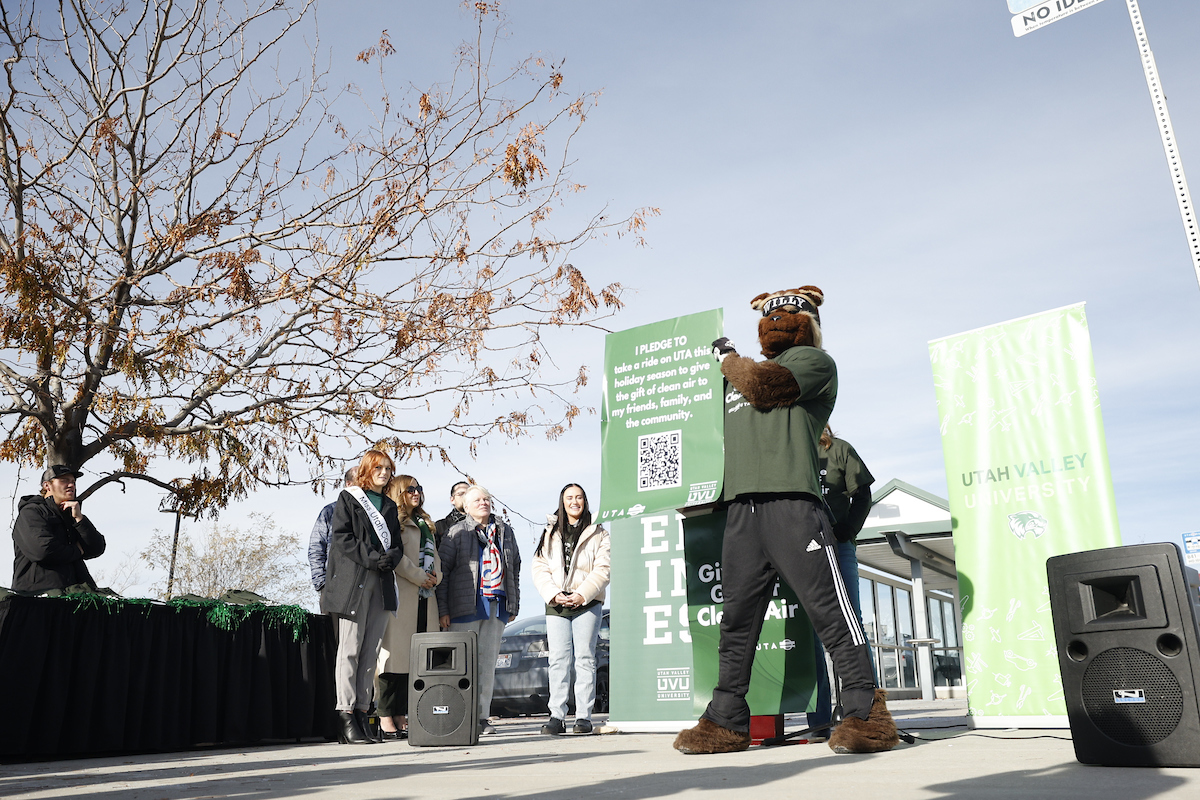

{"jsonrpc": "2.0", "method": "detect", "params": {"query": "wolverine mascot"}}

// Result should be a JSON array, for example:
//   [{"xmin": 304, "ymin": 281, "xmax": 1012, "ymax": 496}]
[{"xmin": 673, "ymin": 286, "xmax": 899, "ymax": 755}]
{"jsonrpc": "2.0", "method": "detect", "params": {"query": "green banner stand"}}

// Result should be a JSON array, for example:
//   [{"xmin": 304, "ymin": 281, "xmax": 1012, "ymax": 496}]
[
  {"xmin": 929, "ymin": 304, "xmax": 1122, "ymax": 727},
  {"xmin": 607, "ymin": 511, "xmax": 696, "ymax": 730}
]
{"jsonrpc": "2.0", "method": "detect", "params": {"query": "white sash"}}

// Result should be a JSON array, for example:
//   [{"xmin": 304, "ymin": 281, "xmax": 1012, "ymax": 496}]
[{"xmin": 345, "ymin": 486, "xmax": 392, "ymax": 550}]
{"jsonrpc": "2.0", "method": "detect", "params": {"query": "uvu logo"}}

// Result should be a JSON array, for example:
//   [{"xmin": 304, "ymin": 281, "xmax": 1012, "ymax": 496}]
[
  {"xmin": 657, "ymin": 667, "xmax": 691, "ymax": 701},
  {"xmin": 687, "ymin": 481, "xmax": 719, "ymax": 504}
]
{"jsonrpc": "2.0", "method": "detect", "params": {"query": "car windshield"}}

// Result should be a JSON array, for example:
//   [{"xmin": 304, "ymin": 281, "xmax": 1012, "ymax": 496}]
[
  {"xmin": 502, "ymin": 617, "xmax": 547, "ymax": 637},
  {"xmin": 500, "ymin": 611, "xmax": 611, "ymax": 640}
]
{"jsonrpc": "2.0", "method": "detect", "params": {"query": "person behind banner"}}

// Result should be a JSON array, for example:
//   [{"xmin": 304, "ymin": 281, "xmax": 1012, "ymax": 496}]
[
  {"xmin": 531, "ymin": 484, "xmax": 611, "ymax": 736},
  {"xmin": 434, "ymin": 480, "xmax": 470, "ymax": 548},
  {"xmin": 437, "ymin": 485, "xmax": 521, "ymax": 736},
  {"xmin": 321, "ymin": 450, "xmax": 404, "ymax": 745},
  {"xmin": 375, "ymin": 475, "xmax": 441, "ymax": 740},
  {"xmin": 308, "ymin": 466, "xmax": 359, "ymax": 594},
  {"xmin": 807, "ymin": 424, "xmax": 877, "ymax": 736},
  {"xmin": 11, "ymin": 465, "xmax": 106, "ymax": 594}
]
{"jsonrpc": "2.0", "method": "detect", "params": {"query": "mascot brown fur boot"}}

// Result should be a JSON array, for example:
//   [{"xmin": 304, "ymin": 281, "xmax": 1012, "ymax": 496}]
[
  {"xmin": 673, "ymin": 718, "xmax": 751, "ymax": 755},
  {"xmin": 827, "ymin": 689, "xmax": 900, "ymax": 754}
]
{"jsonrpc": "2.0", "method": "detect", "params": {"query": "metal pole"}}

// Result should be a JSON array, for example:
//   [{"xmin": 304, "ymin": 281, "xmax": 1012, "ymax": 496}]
[
  {"xmin": 1125, "ymin": 0, "xmax": 1200, "ymax": 291},
  {"xmin": 909, "ymin": 559, "xmax": 937, "ymax": 701},
  {"xmin": 167, "ymin": 510, "xmax": 181, "ymax": 600}
]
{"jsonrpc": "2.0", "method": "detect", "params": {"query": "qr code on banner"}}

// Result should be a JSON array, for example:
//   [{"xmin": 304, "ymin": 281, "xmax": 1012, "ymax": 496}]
[{"xmin": 637, "ymin": 430, "xmax": 682, "ymax": 491}]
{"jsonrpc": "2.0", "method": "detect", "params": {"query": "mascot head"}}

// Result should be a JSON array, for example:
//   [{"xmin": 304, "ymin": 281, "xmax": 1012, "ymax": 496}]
[{"xmin": 750, "ymin": 285, "xmax": 823, "ymax": 358}]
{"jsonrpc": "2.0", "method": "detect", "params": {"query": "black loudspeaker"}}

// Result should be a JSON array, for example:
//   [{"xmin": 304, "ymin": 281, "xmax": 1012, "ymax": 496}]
[
  {"xmin": 1047, "ymin": 543, "xmax": 1200, "ymax": 766},
  {"xmin": 408, "ymin": 631, "xmax": 479, "ymax": 747}
]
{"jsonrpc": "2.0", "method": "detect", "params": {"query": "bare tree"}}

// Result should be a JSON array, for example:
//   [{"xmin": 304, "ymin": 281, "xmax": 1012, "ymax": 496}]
[
  {"xmin": 140, "ymin": 513, "xmax": 309, "ymax": 604},
  {"xmin": 0, "ymin": 0, "xmax": 653, "ymax": 513},
  {"xmin": 90, "ymin": 551, "xmax": 143, "ymax": 595}
]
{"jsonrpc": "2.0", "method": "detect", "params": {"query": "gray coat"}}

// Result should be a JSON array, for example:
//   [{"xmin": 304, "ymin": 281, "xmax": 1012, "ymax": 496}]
[{"xmin": 435, "ymin": 515, "xmax": 520, "ymax": 622}]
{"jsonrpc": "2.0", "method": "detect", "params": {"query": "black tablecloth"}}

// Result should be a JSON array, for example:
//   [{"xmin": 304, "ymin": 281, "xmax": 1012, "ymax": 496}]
[{"xmin": 0, "ymin": 595, "xmax": 337, "ymax": 758}]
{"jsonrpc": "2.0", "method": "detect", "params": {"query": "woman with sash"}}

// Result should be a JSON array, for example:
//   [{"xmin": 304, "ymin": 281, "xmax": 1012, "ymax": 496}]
[
  {"xmin": 375, "ymin": 475, "xmax": 442, "ymax": 739},
  {"xmin": 321, "ymin": 450, "xmax": 404, "ymax": 745}
]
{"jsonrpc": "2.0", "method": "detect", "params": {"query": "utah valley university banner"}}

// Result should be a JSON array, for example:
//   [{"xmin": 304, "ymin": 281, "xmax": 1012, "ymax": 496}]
[{"xmin": 929, "ymin": 304, "xmax": 1121, "ymax": 727}]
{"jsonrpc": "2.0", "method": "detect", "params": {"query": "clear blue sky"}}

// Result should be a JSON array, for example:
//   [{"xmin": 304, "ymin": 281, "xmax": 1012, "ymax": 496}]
[{"xmin": 4, "ymin": 1, "xmax": 1198, "ymax": 607}]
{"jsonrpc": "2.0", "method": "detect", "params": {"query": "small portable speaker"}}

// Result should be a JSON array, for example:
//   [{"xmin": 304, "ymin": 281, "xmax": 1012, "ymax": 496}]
[
  {"xmin": 1047, "ymin": 543, "xmax": 1200, "ymax": 767},
  {"xmin": 408, "ymin": 630, "xmax": 479, "ymax": 747}
]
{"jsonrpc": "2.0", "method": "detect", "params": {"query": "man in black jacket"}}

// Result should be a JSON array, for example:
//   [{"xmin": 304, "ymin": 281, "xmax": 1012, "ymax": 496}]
[
  {"xmin": 433, "ymin": 481, "xmax": 470, "ymax": 547},
  {"xmin": 11, "ymin": 465, "xmax": 107, "ymax": 594}
]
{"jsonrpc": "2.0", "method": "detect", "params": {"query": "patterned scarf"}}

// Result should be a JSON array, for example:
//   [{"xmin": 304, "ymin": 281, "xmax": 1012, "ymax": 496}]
[
  {"xmin": 476, "ymin": 520, "xmax": 505, "ymax": 597},
  {"xmin": 416, "ymin": 517, "xmax": 437, "ymax": 599}
]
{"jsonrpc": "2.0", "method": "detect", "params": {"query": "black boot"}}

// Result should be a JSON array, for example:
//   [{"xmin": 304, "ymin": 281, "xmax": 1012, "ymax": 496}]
[
  {"xmin": 355, "ymin": 709, "xmax": 383, "ymax": 743},
  {"xmin": 338, "ymin": 710, "xmax": 373, "ymax": 744}
]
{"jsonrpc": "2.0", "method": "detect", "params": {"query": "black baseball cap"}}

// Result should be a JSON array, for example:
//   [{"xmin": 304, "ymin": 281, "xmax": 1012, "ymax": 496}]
[{"xmin": 41, "ymin": 465, "xmax": 83, "ymax": 482}]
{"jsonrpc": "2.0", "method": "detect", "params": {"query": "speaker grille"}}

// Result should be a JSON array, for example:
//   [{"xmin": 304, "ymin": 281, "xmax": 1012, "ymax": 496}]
[
  {"xmin": 1081, "ymin": 647, "xmax": 1183, "ymax": 746},
  {"xmin": 415, "ymin": 682, "xmax": 469, "ymax": 737}
]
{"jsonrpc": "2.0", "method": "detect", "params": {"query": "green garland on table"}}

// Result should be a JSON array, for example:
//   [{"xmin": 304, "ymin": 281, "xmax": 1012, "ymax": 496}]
[
  {"xmin": 166, "ymin": 597, "xmax": 312, "ymax": 642},
  {"xmin": 39, "ymin": 589, "xmax": 313, "ymax": 642}
]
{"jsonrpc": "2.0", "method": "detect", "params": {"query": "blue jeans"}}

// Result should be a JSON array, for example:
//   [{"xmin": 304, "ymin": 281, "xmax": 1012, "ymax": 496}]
[
  {"xmin": 808, "ymin": 540, "xmax": 872, "ymax": 728},
  {"xmin": 545, "ymin": 603, "xmax": 602, "ymax": 721}
]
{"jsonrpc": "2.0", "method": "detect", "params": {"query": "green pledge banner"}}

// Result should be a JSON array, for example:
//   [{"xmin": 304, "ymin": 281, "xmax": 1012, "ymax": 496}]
[
  {"xmin": 606, "ymin": 511, "xmax": 698, "ymax": 730},
  {"xmin": 598, "ymin": 310, "xmax": 725, "ymax": 521},
  {"xmin": 602, "ymin": 311, "xmax": 723, "ymax": 729},
  {"xmin": 928, "ymin": 303, "xmax": 1121, "ymax": 727}
]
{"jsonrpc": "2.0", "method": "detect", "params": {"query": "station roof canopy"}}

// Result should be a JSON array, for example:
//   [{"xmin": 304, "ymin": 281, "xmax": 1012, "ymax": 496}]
[{"xmin": 856, "ymin": 479, "xmax": 958, "ymax": 594}]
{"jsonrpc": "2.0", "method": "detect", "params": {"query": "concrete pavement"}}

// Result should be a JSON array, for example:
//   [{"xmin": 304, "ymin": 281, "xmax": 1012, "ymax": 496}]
[{"xmin": 2, "ymin": 700, "xmax": 1198, "ymax": 799}]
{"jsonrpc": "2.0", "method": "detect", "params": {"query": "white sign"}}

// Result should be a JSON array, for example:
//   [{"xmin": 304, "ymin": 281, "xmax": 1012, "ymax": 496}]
[
  {"xmin": 1008, "ymin": 0, "xmax": 1042, "ymax": 12},
  {"xmin": 1011, "ymin": 0, "xmax": 1105, "ymax": 38},
  {"xmin": 1184, "ymin": 532, "xmax": 1200, "ymax": 567}
]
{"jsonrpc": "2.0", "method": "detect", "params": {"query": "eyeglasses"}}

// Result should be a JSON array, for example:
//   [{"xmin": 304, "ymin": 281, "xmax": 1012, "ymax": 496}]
[{"xmin": 404, "ymin": 485, "xmax": 423, "ymax": 494}]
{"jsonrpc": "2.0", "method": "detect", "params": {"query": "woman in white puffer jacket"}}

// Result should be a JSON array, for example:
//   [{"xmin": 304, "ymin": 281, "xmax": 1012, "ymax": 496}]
[{"xmin": 531, "ymin": 484, "xmax": 611, "ymax": 735}]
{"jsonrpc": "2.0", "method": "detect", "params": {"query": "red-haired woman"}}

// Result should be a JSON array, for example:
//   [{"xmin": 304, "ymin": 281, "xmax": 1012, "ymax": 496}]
[
  {"xmin": 321, "ymin": 450, "xmax": 404, "ymax": 744},
  {"xmin": 375, "ymin": 475, "xmax": 442, "ymax": 739}
]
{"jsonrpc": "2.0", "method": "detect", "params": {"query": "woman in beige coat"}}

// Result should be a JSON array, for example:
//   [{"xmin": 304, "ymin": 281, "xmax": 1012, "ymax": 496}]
[
  {"xmin": 376, "ymin": 475, "xmax": 442, "ymax": 739},
  {"xmin": 531, "ymin": 484, "xmax": 610, "ymax": 735}
]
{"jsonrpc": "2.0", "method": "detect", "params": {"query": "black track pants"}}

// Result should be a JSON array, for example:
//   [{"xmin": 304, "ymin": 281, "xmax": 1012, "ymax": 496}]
[{"xmin": 701, "ymin": 496, "xmax": 877, "ymax": 733}]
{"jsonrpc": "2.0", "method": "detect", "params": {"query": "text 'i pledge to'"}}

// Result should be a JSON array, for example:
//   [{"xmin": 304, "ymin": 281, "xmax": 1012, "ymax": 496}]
[
  {"xmin": 613, "ymin": 339, "xmax": 714, "ymax": 377},
  {"xmin": 633, "ymin": 335, "xmax": 688, "ymax": 357}
]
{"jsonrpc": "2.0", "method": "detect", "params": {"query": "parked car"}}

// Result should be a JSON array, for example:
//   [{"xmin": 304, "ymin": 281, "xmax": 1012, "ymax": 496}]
[{"xmin": 489, "ymin": 611, "xmax": 610, "ymax": 717}]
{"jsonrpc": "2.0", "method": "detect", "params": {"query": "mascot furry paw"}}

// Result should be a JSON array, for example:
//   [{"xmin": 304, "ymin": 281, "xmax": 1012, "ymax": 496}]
[
  {"xmin": 827, "ymin": 689, "xmax": 901, "ymax": 754},
  {"xmin": 673, "ymin": 718, "xmax": 751, "ymax": 755}
]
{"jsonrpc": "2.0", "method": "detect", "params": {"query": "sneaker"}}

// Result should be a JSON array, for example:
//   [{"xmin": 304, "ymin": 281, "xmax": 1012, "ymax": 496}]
[
  {"xmin": 540, "ymin": 717, "xmax": 566, "ymax": 736},
  {"xmin": 572, "ymin": 719, "xmax": 593, "ymax": 735},
  {"xmin": 479, "ymin": 719, "xmax": 497, "ymax": 735}
]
